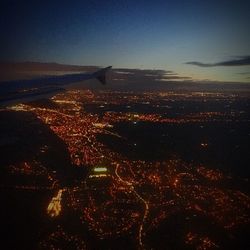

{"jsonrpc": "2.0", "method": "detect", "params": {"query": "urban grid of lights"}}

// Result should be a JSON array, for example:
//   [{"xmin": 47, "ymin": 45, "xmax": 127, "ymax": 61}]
[{"xmin": 5, "ymin": 89, "xmax": 250, "ymax": 250}]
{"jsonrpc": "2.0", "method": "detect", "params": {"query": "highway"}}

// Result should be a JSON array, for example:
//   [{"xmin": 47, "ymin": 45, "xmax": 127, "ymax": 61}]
[{"xmin": 115, "ymin": 164, "xmax": 149, "ymax": 249}]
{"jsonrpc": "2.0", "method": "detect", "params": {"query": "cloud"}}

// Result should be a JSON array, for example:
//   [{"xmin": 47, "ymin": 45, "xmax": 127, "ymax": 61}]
[
  {"xmin": 159, "ymin": 76, "xmax": 192, "ymax": 81},
  {"xmin": 185, "ymin": 56, "xmax": 250, "ymax": 67},
  {"xmin": 111, "ymin": 68, "xmax": 190, "ymax": 82}
]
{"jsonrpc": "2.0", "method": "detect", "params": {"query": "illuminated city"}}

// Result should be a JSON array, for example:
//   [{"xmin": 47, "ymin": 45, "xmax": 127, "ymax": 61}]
[
  {"xmin": 1, "ymin": 89, "xmax": 249, "ymax": 249},
  {"xmin": 1, "ymin": 0, "xmax": 250, "ymax": 248}
]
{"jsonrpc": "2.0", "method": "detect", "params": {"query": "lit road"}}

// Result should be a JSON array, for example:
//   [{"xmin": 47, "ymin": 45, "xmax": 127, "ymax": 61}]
[{"xmin": 115, "ymin": 164, "xmax": 149, "ymax": 249}]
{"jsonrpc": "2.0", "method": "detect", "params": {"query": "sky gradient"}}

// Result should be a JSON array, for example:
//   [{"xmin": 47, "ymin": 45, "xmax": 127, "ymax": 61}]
[{"xmin": 0, "ymin": 0, "xmax": 249, "ymax": 82}]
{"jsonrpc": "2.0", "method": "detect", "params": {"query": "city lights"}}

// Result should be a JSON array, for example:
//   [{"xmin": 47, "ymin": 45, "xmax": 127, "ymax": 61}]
[{"xmin": 2, "ymin": 89, "xmax": 250, "ymax": 249}]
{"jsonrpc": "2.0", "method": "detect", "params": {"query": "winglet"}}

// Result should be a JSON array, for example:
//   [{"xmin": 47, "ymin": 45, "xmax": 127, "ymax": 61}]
[{"xmin": 94, "ymin": 66, "xmax": 112, "ymax": 85}]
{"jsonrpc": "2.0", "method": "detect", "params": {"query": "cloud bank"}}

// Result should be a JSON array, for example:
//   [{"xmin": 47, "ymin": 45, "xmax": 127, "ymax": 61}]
[{"xmin": 186, "ymin": 56, "xmax": 250, "ymax": 67}]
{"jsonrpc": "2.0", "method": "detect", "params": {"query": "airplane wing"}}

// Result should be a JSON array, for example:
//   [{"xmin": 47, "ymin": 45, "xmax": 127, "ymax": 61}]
[{"xmin": 0, "ymin": 66, "xmax": 112, "ymax": 106}]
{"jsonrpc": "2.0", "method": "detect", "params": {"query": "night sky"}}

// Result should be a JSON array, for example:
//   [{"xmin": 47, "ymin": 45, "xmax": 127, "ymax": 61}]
[{"xmin": 0, "ymin": 0, "xmax": 249, "ymax": 82}]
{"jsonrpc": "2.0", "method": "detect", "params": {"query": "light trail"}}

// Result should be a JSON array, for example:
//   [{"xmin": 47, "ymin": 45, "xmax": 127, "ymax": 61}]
[{"xmin": 115, "ymin": 164, "xmax": 149, "ymax": 249}]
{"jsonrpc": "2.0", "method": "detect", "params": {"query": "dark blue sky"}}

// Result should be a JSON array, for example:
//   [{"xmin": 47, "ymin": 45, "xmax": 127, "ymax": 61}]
[{"xmin": 0, "ymin": 0, "xmax": 249, "ymax": 82}]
